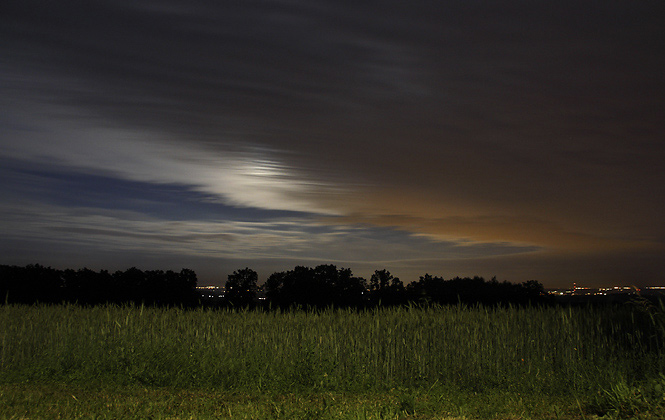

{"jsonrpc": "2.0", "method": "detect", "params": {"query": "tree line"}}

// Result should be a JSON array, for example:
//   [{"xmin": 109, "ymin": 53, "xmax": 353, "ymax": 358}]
[
  {"xmin": 1, "ymin": 263, "xmax": 548, "ymax": 307},
  {"xmin": 0, "ymin": 264, "xmax": 198, "ymax": 305},
  {"xmin": 229, "ymin": 265, "xmax": 548, "ymax": 307}
]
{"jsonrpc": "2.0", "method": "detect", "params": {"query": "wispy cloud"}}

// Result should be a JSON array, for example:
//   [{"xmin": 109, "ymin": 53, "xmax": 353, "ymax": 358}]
[
  {"xmin": 1, "ymin": 0, "xmax": 663, "ymax": 285},
  {"xmin": 0, "ymin": 109, "xmax": 338, "ymax": 215}
]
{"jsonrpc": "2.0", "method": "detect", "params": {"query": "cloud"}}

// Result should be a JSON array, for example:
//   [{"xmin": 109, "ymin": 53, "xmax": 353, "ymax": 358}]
[
  {"xmin": 0, "ymin": 193, "xmax": 540, "ymax": 282},
  {"xmin": 327, "ymin": 210, "xmax": 662, "ymax": 254},
  {"xmin": 1, "ymin": 0, "xmax": 664, "ymax": 285},
  {"xmin": 0, "ymin": 106, "xmax": 340, "ymax": 214}
]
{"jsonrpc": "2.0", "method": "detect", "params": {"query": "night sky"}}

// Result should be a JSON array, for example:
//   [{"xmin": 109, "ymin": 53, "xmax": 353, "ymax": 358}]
[{"xmin": 2, "ymin": 1, "xmax": 664, "ymax": 287}]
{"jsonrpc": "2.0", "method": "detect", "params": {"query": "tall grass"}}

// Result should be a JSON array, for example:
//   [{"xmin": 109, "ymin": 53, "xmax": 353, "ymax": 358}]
[{"xmin": 1, "ymin": 302, "xmax": 663, "ymax": 396}]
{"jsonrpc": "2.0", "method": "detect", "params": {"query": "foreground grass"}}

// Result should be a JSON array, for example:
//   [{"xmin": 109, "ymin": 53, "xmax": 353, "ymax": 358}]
[
  {"xmin": 1, "ymin": 302, "xmax": 664, "ymax": 418},
  {"xmin": 0, "ymin": 382, "xmax": 600, "ymax": 419}
]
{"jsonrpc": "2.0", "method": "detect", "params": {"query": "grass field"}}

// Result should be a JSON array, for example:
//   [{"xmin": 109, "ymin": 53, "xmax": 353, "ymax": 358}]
[{"xmin": 1, "ymin": 301, "xmax": 664, "ymax": 419}]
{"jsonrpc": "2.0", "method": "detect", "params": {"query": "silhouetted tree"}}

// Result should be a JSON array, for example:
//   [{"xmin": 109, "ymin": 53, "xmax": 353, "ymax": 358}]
[
  {"xmin": 264, "ymin": 265, "xmax": 366, "ymax": 308},
  {"xmin": 264, "ymin": 270, "xmax": 288, "ymax": 305},
  {"xmin": 112, "ymin": 267, "xmax": 145, "ymax": 303},
  {"xmin": 226, "ymin": 267, "xmax": 258, "ymax": 306},
  {"xmin": 61, "ymin": 267, "xmax": 114, "ymax": 304},
  {"xmin": 515, "ymin": 280, "xmax": 547, "ymax": 304},
  {"xmin": 369, "ymin": 269, "xmax": 405, "ymax": 306},
  {"xmin": 405, "ymin": 274, "xmax": 549, "ymax": 306},
  {"xmin": 177, "ymin": 268, "xmax": 198, "ymax": 305},
  {"xmin": 332, "ymin": 267, "xmax": 367, "ymax": 307},
  {"xmin": 1, "ymin": 262, "xmax": 550, "ymax": 308},
  {"xmin": 0, "ymin": 264, "xmax": 63, "ymax": 303}
]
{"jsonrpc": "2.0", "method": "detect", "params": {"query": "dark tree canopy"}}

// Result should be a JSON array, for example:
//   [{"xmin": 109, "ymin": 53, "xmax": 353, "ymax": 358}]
[
  {"xmin": 225, "ymin": 267, "xmax": 258, "ymax": 307},
  {"xmin": 405, "ymin": 275, "xmax": 547, "ymax": 306},
  {"xmin": 369, "ymin": 269, "xmax": 406, "ymax": 306},
  {"xmin": 264, "ymin": 264, "xmax": 366, "ymax": 308},
  {"xmin": 1, "ymin": 263, "xmax": 551, "ymax": 308},
  {"xmin": 0, "ymin": 264, "xmax": 198, "ymax": 306}
]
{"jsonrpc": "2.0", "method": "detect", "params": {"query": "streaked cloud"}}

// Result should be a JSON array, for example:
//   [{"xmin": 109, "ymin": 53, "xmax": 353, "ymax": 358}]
[{"xmin": 1, "ymin": 0, "xmax": 663, "ymax": 286}]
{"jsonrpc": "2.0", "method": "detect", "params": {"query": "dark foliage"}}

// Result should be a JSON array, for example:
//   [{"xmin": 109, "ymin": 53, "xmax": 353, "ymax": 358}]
[
  {"xmin": 368, "ymin": 269, "xmax": 406, "ymax": 306},
  {"xmin": 405, "ymin": 274, "xmax": 548, "ymax": 306},
  {"xmin": 1, "ymin": 263, "xmax": 551, "ymax": 308},
  {"xmin": 0, "ymin": 264, "xmax": 198, "ymax": 306},
  {"xmin": 225, "ymin": 267, "xmax": 258, "ymax": 307},
  {"xmin": 264, "ymin": 264, "xmax": 367, "ymax": 308}
]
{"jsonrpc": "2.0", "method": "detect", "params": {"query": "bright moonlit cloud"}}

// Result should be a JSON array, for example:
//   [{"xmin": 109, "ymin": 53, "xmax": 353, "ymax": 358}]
[
  {"xmin": 1, "ymin": 0, "xmax": 664, "ymax": 286},
  {"xmin": 0, "ymin": 105, "xmax": 336, "ymax": 215}
]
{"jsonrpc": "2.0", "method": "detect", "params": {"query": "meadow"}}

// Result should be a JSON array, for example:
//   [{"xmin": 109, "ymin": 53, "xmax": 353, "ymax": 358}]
[{"xmin": 1, "ymin": 301, "xmax": 664, "ymax": 419}]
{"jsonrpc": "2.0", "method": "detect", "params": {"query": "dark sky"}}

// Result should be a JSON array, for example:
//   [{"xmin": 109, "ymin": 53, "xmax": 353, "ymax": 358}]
[{"xmin": 2, "ymin": 0, "xmax": 664, "ymax": 287}]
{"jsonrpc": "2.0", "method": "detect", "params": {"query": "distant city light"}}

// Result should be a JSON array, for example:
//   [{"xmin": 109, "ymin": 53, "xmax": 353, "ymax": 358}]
[{"xmin": 547, "ymin": 285, "xmax": 664, "ymax": 297}]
